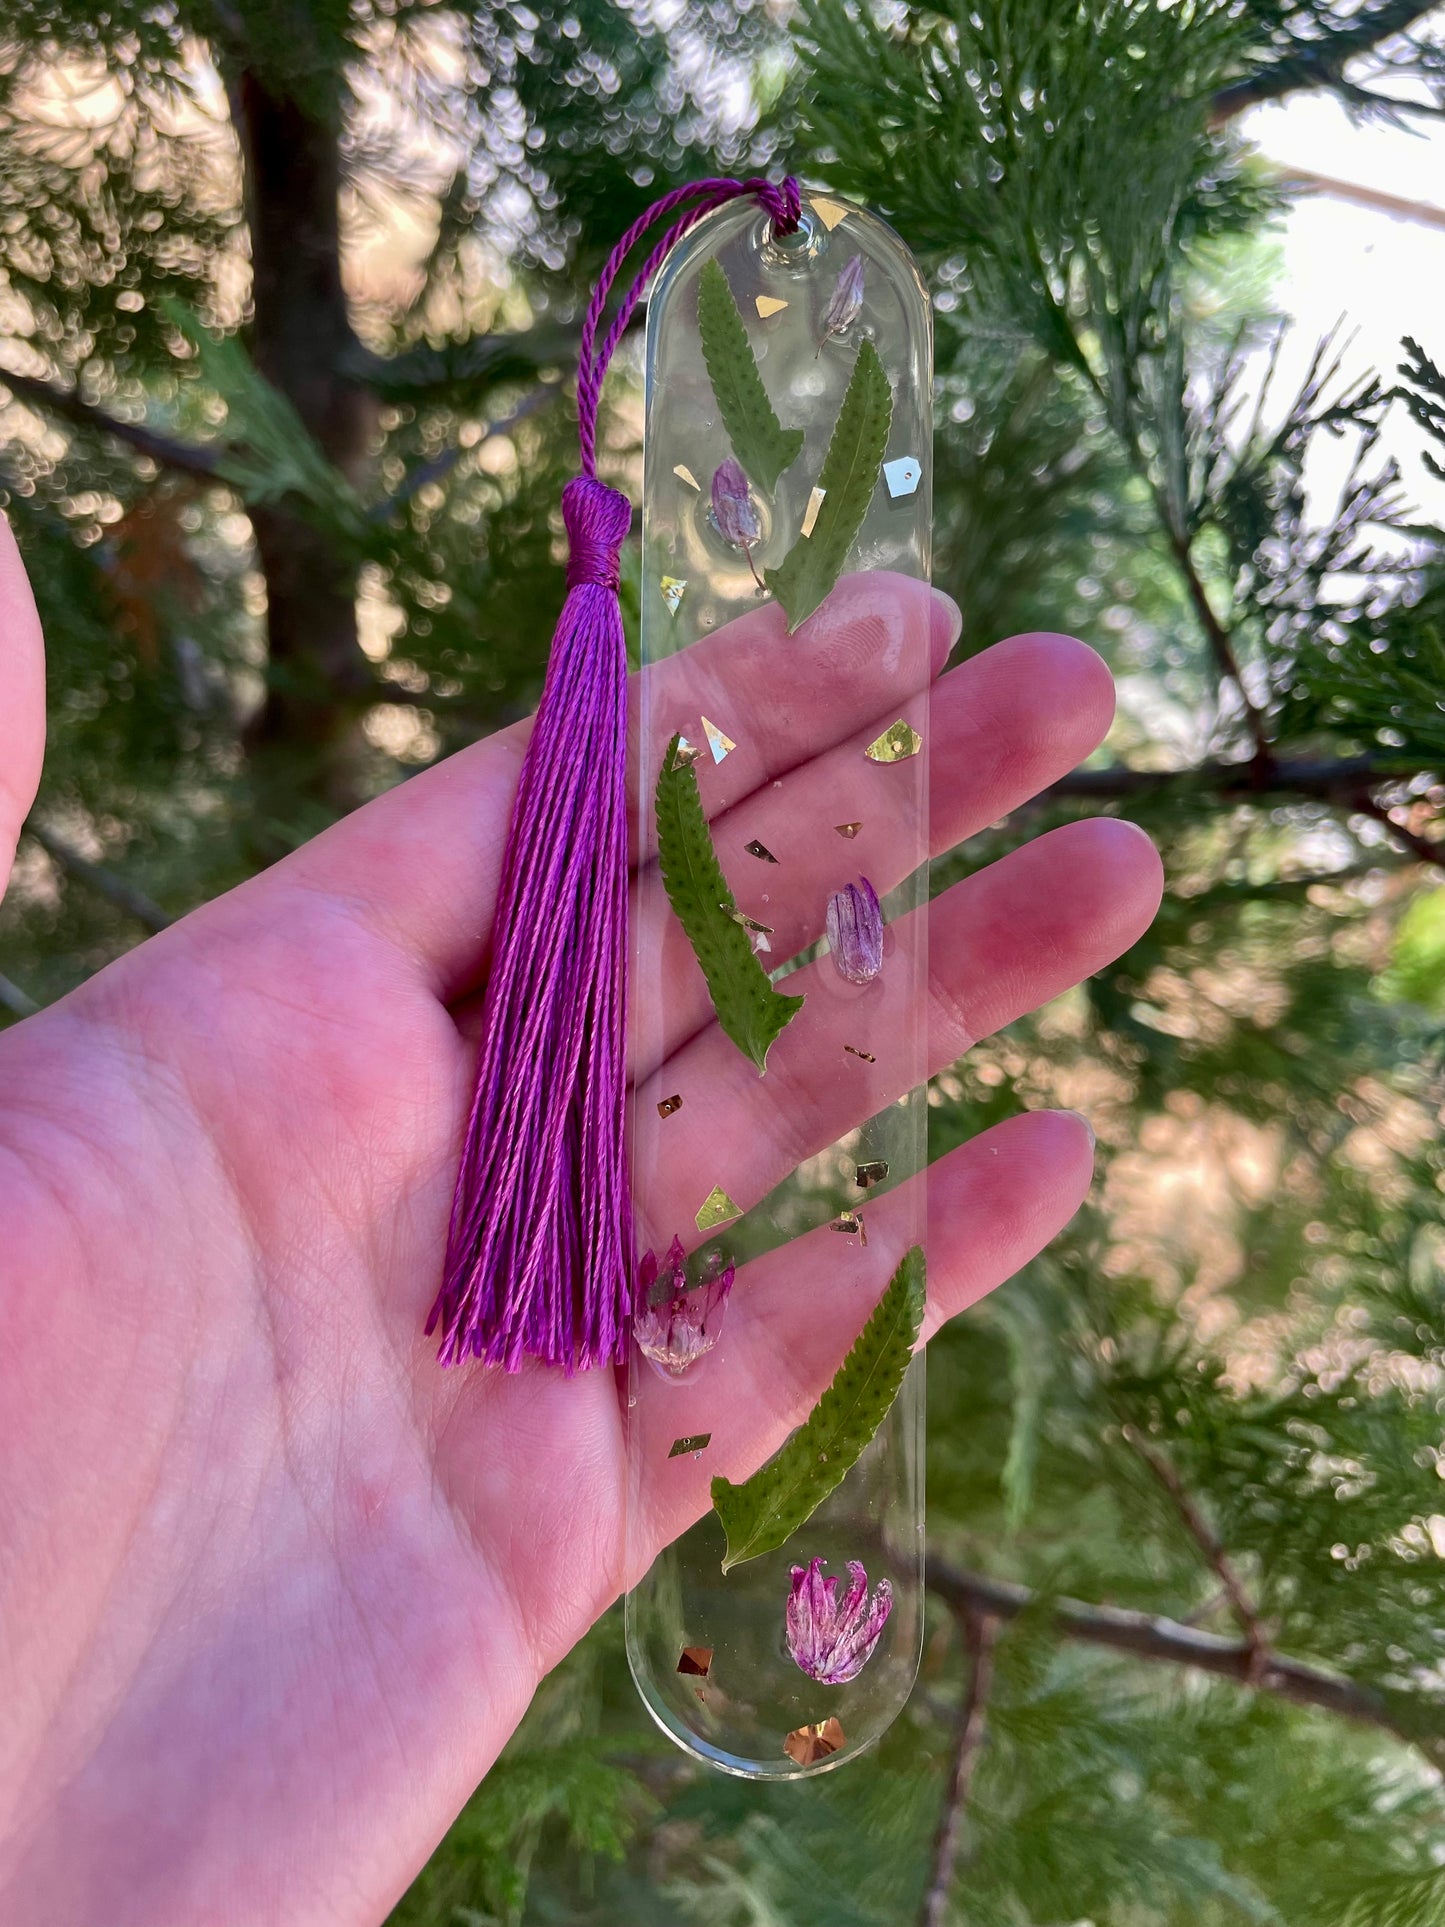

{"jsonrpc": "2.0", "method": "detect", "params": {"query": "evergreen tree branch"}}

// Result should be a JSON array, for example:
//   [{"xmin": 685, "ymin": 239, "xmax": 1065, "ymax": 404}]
[
  {"xmin": 24, "ymin": 824, "xmax": 172, "ymax": 933},
  {"xmin": 1122, "ymin": 1426, "xmax": 1271, "ymax": 1679},
  {"xmin": 926, "ymin": 1560, "xmax": 1441, "ymax": 1757},
  {"xmin": 1349, "ymin": 791, "xmax": 1445, "ymax": 872},
  {"xmin": 1164, "ymin": 528, "xmax": 1273, "ymax": 769},
  {"xmin": 920, "ymin": 1612, "xmax": 998, "ymax": 1927},
  {"xmin": 0, "ymin": 972, "xmax": 38, "ymax": 1019},
  {"xmin": 1044, "ymin": 758, "xmax": 1445, "ymax": 867},
  {"xmin": 365, "ymin": 380, "xmax": 562, "ymax": 525},
  {"xmin": 1209, "ymin": 3, "xmax": 1440, "ymax": 125},
  {"xmin": 0, "ymin": 369, "xmax": 223, "ymax": 481},
  {"xmin": 1043, "ymin": 755, "xmax": 1425, "ymax": 804}
]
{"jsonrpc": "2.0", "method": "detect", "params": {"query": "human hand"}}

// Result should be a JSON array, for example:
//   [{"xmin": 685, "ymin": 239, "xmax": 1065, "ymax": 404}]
[{"xmin": 0, "ymin": 519, "xmax": 1161, "ymax": 1926}]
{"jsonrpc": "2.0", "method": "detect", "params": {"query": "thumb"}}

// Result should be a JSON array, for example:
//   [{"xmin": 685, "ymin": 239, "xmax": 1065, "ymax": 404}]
[{"xmin": 0, "ymin": 510, "xmax": 45, "ymax": 904}]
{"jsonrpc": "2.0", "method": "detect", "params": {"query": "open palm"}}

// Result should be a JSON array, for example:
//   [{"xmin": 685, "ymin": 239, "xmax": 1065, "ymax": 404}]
[{"xmin": 0, "ymin": 521, "xmax": 1160, "ymax": 1926}]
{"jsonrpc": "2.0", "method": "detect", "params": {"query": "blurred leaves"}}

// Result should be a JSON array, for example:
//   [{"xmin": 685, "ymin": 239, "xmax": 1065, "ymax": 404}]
[{"xmin": 5, "ymin": 2, "xmax": 1445, "ymax": 1923}]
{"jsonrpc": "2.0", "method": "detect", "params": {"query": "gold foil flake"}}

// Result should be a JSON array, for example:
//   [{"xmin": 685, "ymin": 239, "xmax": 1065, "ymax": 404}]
[
  {"xmin": 724, "ymin": 906, "xmax": 773, "ymax": 937},
  {"xmin": 844, "ymin": 1044, "xmax": 876, "ymax": 1063},
  {"xmin": 744, "ymin": 839, "xmax": 778, "ymax": 863},
  {"xmin": 696, "ymin": 1184, "xmax": 743, "ymax": 1233},
  {"xmin": 810, "ymin": 198, "xmax": 849, "ymax": 232},
  {"xmin": 701, "ymin": 715, "xmax": 737, "ymax": 764},
  {"xmin": 865, "ymin": 719, "xmax": 923, "ymax": 763},
  {"xmin": 657, "ymin": 1094, "xmax": 683, "ymax": 1118},
  {"xmin": 674, "ymin": 464, "xmax": 700, "ymax": 490},
  {"xmin": 831, "ymin": 1211, "xmax": 867, "ymax": 1244},
  {"xmin": 669, "ymin": 1434, "xmax": 712, "ymax": 1459},
  {"xmin": 660, "ymin": 575, "xmax": 687, "ymax": 616},
  {"xmin": 835, "ymin": 821, "xmax": 862, "ymax": 839},
  {"xmin": 669, "ymin": 736, "xmax": 703, "ymax": 772},
  {"xmin": 677, "ymin": 1646, "xmax": 714, "ymax": 1676},
  {"xmin": 855, "ymin": 1160, "xmax": 889, "ymax": 1187},
  {"xmin": 784, "ymin": 1717, "xmax": 846, "ymax": 1765},
  {"xmin": 882, "ymin": 455, "xmax": 923, "ymax": 500},
  {"xmin": 800, "ymin": 486, "xmax": 827, "ymax": 538},
  {"xmin": 754, "ymin": 294, "xmax": 789, "ymax": 318}
]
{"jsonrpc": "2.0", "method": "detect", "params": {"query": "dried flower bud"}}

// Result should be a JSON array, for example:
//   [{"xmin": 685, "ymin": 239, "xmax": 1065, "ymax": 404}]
[
  {"xmin": 786, "ymin": 1558, "xmax": 892, "ymax": 1684},
  {"xmin": 711, "ymin": 458, "xmax": 761, "ymax": 547},
  {"xmin": 634, "ymin": 1236, "xmax": 735, "ymax": 1381},
  {"xmin": 826, "ymin": 876, "xmax": 884, "ymax": 985},
  {"xmin": 819, "ymin": 254, "xmax": 865, "ymax": 350}
]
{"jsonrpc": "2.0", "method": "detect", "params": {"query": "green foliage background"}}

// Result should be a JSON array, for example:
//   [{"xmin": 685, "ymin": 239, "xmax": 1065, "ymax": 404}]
[{"xmin": 3, "ymin": 2, "xmax": 1445, "ymax": 1922}]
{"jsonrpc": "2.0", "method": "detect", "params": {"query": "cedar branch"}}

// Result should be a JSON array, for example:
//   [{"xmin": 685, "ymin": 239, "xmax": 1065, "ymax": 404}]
[
  {"xmin": 25, "ymin": 824, "xmax": 172, "ymax": 934},
  {"xmin": 920, "ymin": 1613, "xmax": 998, "ymax": 1927},
  {"xmin": 0, "ymin": 369, "xmax": 223, "ymax": 481},
  {"xmin": 1122, "ymin": 1426, "xmax": 1270, "ymax": 1680},
  {"xmin": 926, "ymin": 1559, "xmax": 1442, "ymax": 1760},
  {"xmin": 1209, "ymin": 3, "xmax": 1439, "ymax": 126}
]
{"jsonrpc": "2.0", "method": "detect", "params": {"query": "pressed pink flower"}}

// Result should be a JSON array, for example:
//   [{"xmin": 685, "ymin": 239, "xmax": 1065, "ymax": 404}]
[
  {"xmin": 711, "ymin": 458, "xmax": 765, "ymax": 590},
  {"xmin": 819, "ymin": 254, "xmax": 865, "ymax": 351},
  {"xmin": 634, "ymin": 1236, "xmax": 735, "ymax": 1381},
  {"xmin": 826, "ymin": 876, "xmax": 883, "ymax": 985},
  {"xmin": 786, "ymin": 1558, "xmax": 893, "ymax": 1684}
]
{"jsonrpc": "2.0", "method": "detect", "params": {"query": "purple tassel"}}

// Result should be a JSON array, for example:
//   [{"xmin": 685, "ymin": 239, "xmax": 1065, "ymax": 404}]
[
  {"xmin": 429, "ymin": 478, "xmax": 633, "ymax": 1370},
  {"xmin": 430, "ymin": 175, "xmax": 800, "ymax": 1373}
]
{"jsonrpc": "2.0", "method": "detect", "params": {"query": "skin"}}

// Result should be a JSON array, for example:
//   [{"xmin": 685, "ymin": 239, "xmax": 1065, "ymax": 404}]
[{"xmin": 0, "ymin": 521, "xmax": 1162, "ymax": 1926}]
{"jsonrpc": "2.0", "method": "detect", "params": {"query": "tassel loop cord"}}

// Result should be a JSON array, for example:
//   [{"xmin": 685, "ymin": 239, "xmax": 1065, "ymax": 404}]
[{"xmin": 434, "ymin": 173, "xmax": 799, "ymax": 1372}]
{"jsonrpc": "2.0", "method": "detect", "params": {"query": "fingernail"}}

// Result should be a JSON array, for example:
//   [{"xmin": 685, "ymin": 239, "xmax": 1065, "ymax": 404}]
[{"xmin": 1061, "ymin": 1109, "xmax": 1097, "ymax": 1152}]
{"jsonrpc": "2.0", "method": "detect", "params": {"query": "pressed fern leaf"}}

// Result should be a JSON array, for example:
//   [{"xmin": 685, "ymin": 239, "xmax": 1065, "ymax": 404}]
[
  {"xmin": 698, "ymin": 258, "xmax": 805, "ymax": 492},
  {"xmin": 711, "ymin": 1244, "xmax": 925, "ymax": 1570},
  {"xmin": 655, "ymin": 734, "xmax": 804, "ymax": 1074},
  {"xmin": 765, "ymin": 338, "xmax": 892, "ymax": 633}
]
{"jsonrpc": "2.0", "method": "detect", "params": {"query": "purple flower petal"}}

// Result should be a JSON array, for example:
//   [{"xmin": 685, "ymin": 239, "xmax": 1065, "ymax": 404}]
[
  {"xmin": 822, "ymin": 255, "xmax": 865, "ymax": 342},
  {"xmin": 825, "ymin": 876, "xmax": 884, "ymax": 985},
  {"xmin": 634, "ymin": 1239, "xmax": 735, "ymax": 1381},
  {"xmin": 786, "ymin": 1556, "xmax": 893, "ymax": 1684},
  {"xmin": 711, "ymin": 458, "xmax": 761, "ymax": 547}
]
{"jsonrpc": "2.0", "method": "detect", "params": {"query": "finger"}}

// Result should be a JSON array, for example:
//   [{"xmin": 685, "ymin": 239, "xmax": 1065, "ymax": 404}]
[
  {"xmin": 0, "ymin": 515, "xmax": 45, "ymax": 901},
  {"xmin": 632, "ymin": 817, "xmax": 1161, "ymax": 1254},
  {"xmin": 624, "ymin": 1108, "xmax": 1094, "ymax": 1573},
  {"xmin": 273, "ymin": 573, "xmax": 957, "ymax": 999},
  {"xmin": 630, "ymin": 631, "xmax": 1114, "ymax": 1080}
]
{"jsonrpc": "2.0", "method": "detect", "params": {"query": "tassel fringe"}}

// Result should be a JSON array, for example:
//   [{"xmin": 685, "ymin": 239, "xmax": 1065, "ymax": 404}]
[{"xmin": 429, "ymin": 478, "xmax": 633, "ymax": 1370}]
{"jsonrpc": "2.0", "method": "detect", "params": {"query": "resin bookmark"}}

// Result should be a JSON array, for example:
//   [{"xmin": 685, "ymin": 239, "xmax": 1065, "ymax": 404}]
[{"xmin": 625, "ymin": 192, "xmax": 933, "ymax": 1778}]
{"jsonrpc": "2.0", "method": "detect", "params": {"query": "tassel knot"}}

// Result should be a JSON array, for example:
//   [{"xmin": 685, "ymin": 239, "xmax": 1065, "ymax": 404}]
[{"xmin": 563, "ymin": 477, "xmax": 632, "ymax": 590}]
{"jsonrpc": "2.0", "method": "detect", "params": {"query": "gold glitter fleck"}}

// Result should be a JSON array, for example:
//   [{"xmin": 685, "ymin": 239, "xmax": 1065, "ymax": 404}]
[
  {"xmin": 669, "ymin": 1434, "xmax": 712, "ymax": 1459},
  {"xmin": 744, "ymin": 839, "xmax": 778, "ymax": 863},
  {"xmin": 835, "ymin": 821, "xmax": 862, "ymax": 838},
  {"xmin": 754, "ymin": 294, "xmax": 789, "ymax": 318},
  {"xmin": 855, "ymin": 1159, "xmax": 889, "ymax": 1187},
  {"xmin": 669, "ymin": 736, "xmax": 703, "ymax": 772},
  {"xmin": 677, "ymin": 1646, "xmax": 714, "ymax": 1676},
  {"xmin": 810, "ymin": 198, "xmax": 849, "ymax": 232},
  {"xmin": 657, "ymin": 1094, "xmax": 683, "ymax": 1118},
  {"xmin": 865, "ymin": 719, "xmax": 923, "ymax": 763},
  {"xmin": 800, "ymin": 486, "xmax": 827, "ymax": 538},
  {"xmin": 784, "ymin": 1717, "xmax": 846, "ymax": 1765},
  {"xmin": 660, "ymin": 575, "xmax": 687, "ymax": 616},
  {"xmin": 844, "ymin": 1044, "xmax": 876, "ymax": 1063},
  {"xmin": 696, "ymin": 1184, "xmax": 743, "ymax": 1233},
  {"xmin": 724, "ymin": 906, "xmax": 773, "ymax": 937},
  {"xmin": 674, "ymin": 464, "xmax": 700, "ymax": 490},
  {"xmin": 701, "ymin": 715, "xmax": 737, "ymax": 764}
]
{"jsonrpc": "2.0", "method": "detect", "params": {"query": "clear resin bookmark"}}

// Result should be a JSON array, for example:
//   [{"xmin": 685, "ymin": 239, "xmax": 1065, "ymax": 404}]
[{"xmin": 625, "ymin": 191, "xmax": 933, "ymax": 1778}]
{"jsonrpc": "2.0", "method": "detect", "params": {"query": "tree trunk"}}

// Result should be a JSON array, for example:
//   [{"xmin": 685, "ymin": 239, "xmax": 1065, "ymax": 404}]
[{"xmin": 235, "ymin": 71, "xmax": 373, "ymax": 814}]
